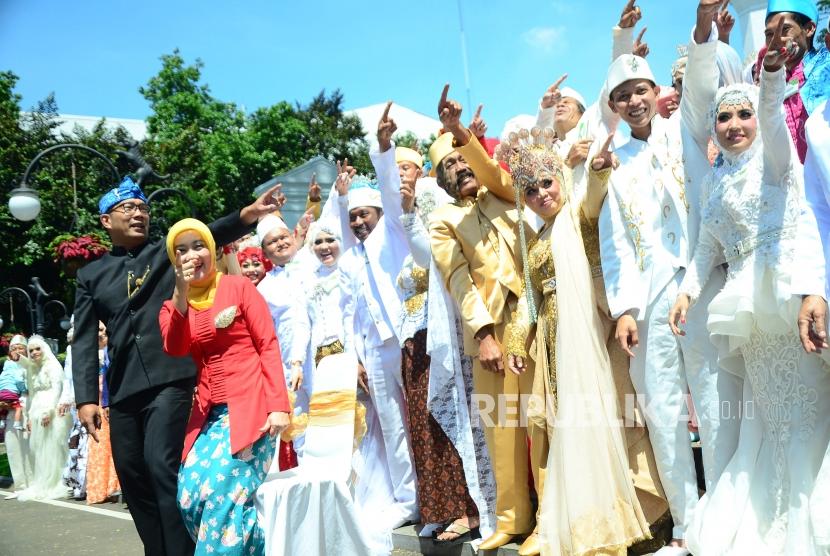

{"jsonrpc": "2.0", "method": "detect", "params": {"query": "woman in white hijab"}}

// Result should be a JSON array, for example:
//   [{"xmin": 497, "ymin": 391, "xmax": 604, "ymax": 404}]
[
  {"xmin": 304, "ymin": 219, "xmax": 346, "ymax": 365},
  {"xmin": 18, "ymin": 335, "xmax": 72, "ymax": 500},
  {"xmin": 671, "ymin": 20, "xmax": 830, "ymax": 555}
]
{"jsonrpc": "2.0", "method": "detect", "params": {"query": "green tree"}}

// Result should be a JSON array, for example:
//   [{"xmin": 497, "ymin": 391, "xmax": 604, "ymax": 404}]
[
  {"xmin": 296, "ymin": 90, "xmax": 371, "ymax": 174},
  {"xmin": 0, "ymin": 73, "xmax": 134, "ymax": 328},
  {"xmin": 1, "ymin": 51, "xmax": 376, "ymax": 330},
  {"xmin": 139, "ymin": 50, "xmax": 244, "ymax": 220}
]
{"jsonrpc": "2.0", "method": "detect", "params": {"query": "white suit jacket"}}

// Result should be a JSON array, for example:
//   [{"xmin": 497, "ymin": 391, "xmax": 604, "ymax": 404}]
[
  {"xmin": 338, "ymin": 146, "xmax": 409, "ymax": 354},
  {"xmin": 599, "ymin": 27, "xmax": 720, "ymax": 320},
  {"xmin": 258, "ymin": 264, "xmax": 311, "ymax": 370}
]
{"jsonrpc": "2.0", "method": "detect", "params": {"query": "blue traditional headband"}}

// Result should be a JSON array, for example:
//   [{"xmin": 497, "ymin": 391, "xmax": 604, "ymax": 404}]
[{"xmin": 98, "ymin": 176, "xmax": 148, "ymax": 214}]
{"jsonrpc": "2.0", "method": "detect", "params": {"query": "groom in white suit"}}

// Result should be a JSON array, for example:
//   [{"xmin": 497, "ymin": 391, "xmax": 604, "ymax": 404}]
[
  {"xmin": 337, "ymin": 105, "xmax": 418, "ymax": 526},
  {"xmin": 598, "ymin": 24, "xmax": 742, "ymax": 551}
]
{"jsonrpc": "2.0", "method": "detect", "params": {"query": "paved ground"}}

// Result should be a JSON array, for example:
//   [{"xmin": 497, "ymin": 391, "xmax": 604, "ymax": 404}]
[
  {"xmin": 0, "ymin": 488, "xmax": 455, "ymax": 556},
  {"xmin": 0, "ymin": 489, "xmax": 143, "ymax": 556}
]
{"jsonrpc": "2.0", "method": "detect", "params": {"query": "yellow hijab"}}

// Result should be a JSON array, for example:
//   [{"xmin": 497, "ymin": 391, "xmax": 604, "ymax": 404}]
[{"xmin": 166, "ymin": 218, "xmax": 222, "ymax": 310}]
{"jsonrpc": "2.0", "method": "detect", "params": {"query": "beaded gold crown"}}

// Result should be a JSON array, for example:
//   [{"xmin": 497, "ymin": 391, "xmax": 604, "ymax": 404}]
[{"xmin": 494, "ymin": 127, "xmax": 565, "ymax": 193}]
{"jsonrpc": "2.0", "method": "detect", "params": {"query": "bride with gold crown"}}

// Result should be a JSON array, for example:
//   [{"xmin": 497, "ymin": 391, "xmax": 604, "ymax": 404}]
[{"xmin": 499, "ymin": 126, "xmax": 665, "ymax": 555}]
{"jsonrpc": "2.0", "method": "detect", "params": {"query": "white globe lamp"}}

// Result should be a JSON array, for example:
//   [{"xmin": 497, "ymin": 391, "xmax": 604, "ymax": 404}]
[{"xmin": 8, "ymin": 185, "xmax": 41, "ymax": 221}]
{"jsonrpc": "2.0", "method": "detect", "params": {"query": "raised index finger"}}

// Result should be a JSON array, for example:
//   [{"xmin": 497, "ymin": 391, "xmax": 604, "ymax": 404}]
[
  {"xmin": 772, "ymin": 15, "xmax": 785, "ymax": 46},
  {"xmin": 600, "ymin": 133, "xmax": 614, "ymax": 154},
  {"xmin": 473, "ymin": 104, "xmax": 483, "ymax": 119},
  {"xmin": 553, "ymin": 73, "xmax": 568, "ymax": 89},
  {"xmin": 624, "ymin": 0, "xmax": 636, "ymax": 11},
  {"xmin": 439, "ymin": 83, "xmax": 450, "ymax": 106},
  {"xmin": 381, "ymin": 100, "xmax": 392, "ymax": 121},
  {"xmin": 635, "ymin": 27, "xmax": 647, "ymax": 43},
  {"xmin": 264, "ymin": 183, "xmax": 282, "ymax": 199},
  {"xmin": 720, "ymin": 0, "xmax": 731, "ymax": 12}
]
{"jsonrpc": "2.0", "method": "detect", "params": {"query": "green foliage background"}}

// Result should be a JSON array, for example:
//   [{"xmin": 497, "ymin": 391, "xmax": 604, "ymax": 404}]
[{"xmin": 0, "ymin": 50, "xmax": 370, "ymax": 338}]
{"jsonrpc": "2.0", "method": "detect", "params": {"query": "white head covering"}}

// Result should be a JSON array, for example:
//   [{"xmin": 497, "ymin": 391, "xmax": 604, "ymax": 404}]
[
  {"xmin": 605, "ymin": 54, "xmax": 656, "ymax": 99},
  {"xmin": 500, "ymin": 114, "xmax": 537, "ymax": 143},
  {"xmin": 306, "ymin": 218, "xmax": 342, "ymax": 247},
  {"xmin": 26, "ymin": 334, "xmax": 61, "ymax": 370},
  {"xmin": 347, "ymin": 178, "xmax": 382, "ymax": 212},
  {"xmin": 560, "ymin": 87, "xmax": 587, "ymax": 109},
  {"xmin": 305, "ymin": 218, "xmax": 342, "ymax": 270},
  {"xmin": 709, "ymin": 83, "xmax": 761, "ymax": 162},
  {"xmin": 10, "ymin": 334, "xmax": 27, "ymax": 348},
  {"xmin": 256, "ymin": 214, "xmax": 290, "ymax": 245}
]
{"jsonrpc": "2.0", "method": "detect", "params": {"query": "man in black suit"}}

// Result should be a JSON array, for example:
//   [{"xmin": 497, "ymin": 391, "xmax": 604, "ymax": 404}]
[{"xmin": 73, "ymin": 177, "xmax": 280, "ymax": 555}]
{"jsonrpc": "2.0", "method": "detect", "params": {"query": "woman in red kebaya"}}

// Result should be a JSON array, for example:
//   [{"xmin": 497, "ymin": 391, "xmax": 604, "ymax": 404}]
[{"xmin": 159, "ymin": 218, "xmax": 290, "ymax": 556}]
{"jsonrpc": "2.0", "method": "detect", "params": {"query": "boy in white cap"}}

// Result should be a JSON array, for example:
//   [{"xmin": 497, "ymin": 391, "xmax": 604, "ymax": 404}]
[{"xmin": 597, "ymin": 2, "xmax": 746, "ymax": 551}]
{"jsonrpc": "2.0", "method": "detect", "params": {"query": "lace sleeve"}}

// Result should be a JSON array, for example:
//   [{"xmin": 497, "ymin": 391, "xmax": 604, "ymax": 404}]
[
  {"xmin": 400, "ymin": 212, "xmax": 432, "ymax": 268},
  {"xmin": 680, "ymin": 224, "xmax": 722, "ymax": 302}
]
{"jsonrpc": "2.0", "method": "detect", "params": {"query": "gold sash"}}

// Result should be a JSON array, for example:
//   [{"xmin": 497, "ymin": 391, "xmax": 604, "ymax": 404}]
[{"xmin": 281, "ymin": 389, "xmax": 367, "ymax": 450}]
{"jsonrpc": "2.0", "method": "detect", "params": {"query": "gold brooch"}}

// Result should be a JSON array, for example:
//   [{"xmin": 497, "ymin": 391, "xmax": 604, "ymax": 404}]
[
  {"xmin": 214, "ymin": 306, "xmax": 238, "ymax": 329},
  {"xmin": 127, "ymin": 265, "xmax": 151, "ymax": 298}
]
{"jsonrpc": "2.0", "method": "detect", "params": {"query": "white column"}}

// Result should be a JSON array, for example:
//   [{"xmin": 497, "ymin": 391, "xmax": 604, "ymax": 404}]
[{"xmin": 731, "ymin": 0, "xmax": 768, "ymax": 60}]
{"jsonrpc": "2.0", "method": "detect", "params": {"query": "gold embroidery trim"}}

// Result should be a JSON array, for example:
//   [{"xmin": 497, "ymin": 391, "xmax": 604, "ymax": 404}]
[
  {"xmin": 619, "ymin": 199, "xmax": 646, "ymax": 272},
  {"xmin": 403, "ymin": 292, "xmax": 427, "ymax": 316}
]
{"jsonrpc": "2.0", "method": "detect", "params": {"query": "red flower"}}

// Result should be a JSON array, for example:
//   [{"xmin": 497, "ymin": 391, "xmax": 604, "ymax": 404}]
[{"xmin": 51, "ymin": 234, "xmax": 110, "ymax": 264}]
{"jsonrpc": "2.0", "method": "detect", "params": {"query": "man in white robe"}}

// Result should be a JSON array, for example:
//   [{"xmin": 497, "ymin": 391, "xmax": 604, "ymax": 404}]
[{"xmin": 337, "ymin": 106, "xmax": 417, "ymax": 527}]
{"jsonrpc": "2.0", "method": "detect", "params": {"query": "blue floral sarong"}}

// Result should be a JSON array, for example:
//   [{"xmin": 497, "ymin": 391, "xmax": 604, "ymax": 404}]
[{"xmin": 177, "ymin": 404, "xmax": 275, "ymax": 555}]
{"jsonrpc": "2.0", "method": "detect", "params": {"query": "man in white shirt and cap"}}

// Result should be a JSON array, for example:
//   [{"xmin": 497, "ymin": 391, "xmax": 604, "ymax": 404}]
[
  {"xmin": 337, "ymin": 104, "xmax": 418, "ymax": 527},
  {"xmin": 597, "ymin": 6, "xmax": 748, "ymax": 550},
  {"xmin": 256, "ymin": 214, "xmax": 312, "ymax": 413}
]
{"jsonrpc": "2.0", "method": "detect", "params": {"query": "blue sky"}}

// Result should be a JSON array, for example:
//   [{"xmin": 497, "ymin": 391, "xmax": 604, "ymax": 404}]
[{"xmin": 1, "ymin": 1, "xmax": 751, "ymax": 136}]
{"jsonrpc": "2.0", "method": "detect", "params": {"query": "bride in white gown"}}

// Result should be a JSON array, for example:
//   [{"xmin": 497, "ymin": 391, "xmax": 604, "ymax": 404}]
[
  {"xmin": 17, "ymin": 335, "xmax": 72, "ymax": 501},
  {"xmin": 669, "ymin": 17, "xmax": 830, "ymax": 555}
]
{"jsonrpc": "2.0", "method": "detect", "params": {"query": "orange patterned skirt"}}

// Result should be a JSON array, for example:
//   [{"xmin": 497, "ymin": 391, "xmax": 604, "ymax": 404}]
[{"xmin": 86, "ymin": 416, "xmax": 120, "ymax": 504}]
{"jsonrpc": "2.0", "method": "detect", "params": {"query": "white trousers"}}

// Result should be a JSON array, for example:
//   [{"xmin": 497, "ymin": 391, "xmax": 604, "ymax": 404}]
[
  {"xmin": 359, "ymin": 338, "xmax": 418, "ymax": 520},
  {"xmin": 4, "ymin": 426, "xmax": 33, "ymax": 490},
  {"xmin": 629, "ymin": 268, "xmax": 742, "ymax": 539}
]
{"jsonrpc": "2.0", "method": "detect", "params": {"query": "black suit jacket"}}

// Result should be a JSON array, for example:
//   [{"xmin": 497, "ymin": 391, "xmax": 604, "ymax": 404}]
[{"xmin": 72, "ymin": 211, "xmax": 252, "ymax": 406}]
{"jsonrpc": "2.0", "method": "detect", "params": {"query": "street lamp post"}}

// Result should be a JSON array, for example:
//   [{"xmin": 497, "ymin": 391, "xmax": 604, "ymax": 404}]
[
  {"xmin": 0, "ymin": 277, "xmax": 70, "ymax": 336},
  {"xmin": 7, "ymin": 143, "xmax": 120, "ymax": 222},
  {"xmin": 4, "ymin": 142, "xmax": 186, "ymax": 344}
]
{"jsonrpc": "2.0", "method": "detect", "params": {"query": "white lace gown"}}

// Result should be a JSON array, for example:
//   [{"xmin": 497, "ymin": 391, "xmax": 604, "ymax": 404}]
[
  {"xmin": 682, "ymin": 69, "xmax": 830, "ymax": 555},
  {"xmin": 18, "ymin": 357, "xmax": 72, "ymax": 501}
]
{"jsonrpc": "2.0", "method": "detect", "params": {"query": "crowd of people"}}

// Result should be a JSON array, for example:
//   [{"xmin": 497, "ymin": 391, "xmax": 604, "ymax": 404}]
[{"xmin": 1, "ymin": 0, "xmax": 830, "ymax": 554}]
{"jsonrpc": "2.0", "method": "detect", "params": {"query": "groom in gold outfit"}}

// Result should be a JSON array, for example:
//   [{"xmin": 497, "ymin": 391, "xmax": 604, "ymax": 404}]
[{"xmin": 428, "ymin": 85, "xmax": 546, "ymax": 555}]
